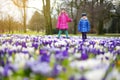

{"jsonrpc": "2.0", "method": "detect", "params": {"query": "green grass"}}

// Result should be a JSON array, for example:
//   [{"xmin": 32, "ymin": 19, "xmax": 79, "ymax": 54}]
[
  {"xmin": 2, "ymin": 31, "xmax": 120, "ymax": 37},
  {"xmin": 4, "ymin": 31, "xmax": 45, "ymax": 35}
]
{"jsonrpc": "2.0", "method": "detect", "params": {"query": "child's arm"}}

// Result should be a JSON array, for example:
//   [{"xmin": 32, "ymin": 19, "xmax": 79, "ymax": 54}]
[
  {"xmin": 87, "ymin": 20, "xmax": 90, "ymax": 32},
  {"xmin": 66, "ymin": 13, "xmax": 72, "ymax": 22},
  {"xmin": 56, "ymin": 16, "xmax": 61, "ymax": 29},
  {"xmin": 78, "ymin": 20, "xmax": 81, "ymax": 31},
  {"xmin": 67, "ymin": 18, "xmax": 72, "ymax": 22}
]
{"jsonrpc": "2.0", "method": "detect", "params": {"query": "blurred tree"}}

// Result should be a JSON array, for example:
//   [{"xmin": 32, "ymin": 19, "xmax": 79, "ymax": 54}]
[
  {"xmin": 60, "ymin": 0, "xmax": 84, "ymax": 34},
  {"xmin": 109, "ymin": 1, "xmax": 120, "ymax": 33},
  {"xmin": 28, "ymin": 11, "xmax": 45, "ymax": 32},
  {"xmin": 7, "ymin": 15, "xmax": 13, "ymax": 33},
  {"xmin": 96, "ymin": 0, "xmax": 112, "ymax": 34},
  {"xmin": 0, "ymin": 15, "xmax": 23, "ymax": 33},
  {"xmin": 12, "ymin": 0, "xmax": 27, "ymax": 33},
  {"xmin": 42, "ymin": 0, "xmax": 52, "ymax": 35},
  {"xmin": 61, "ymin": 0, "xmax": 112, "ymax": 34}
]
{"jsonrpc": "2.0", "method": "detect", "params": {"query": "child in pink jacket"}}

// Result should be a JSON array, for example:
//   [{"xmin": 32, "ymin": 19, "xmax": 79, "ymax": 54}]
[{"xmin": 57, "ymin": 8, "xmax": 72, "ymax": 39}]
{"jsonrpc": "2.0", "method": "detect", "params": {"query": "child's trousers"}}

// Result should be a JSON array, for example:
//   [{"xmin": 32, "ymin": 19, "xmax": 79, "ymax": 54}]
[
  {"xmin": 58, "ymin": 30, "xmax": 68, "ymax": 38},
  {"xmin": 82, "ymin": 32, "xmax": 87, "ymax": 40}
]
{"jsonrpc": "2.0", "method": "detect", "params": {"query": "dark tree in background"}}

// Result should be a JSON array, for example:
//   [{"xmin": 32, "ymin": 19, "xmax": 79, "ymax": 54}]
[
  {"xmin": 109, "ymin": 2, "xmax": 120, "ymax": 33},
  {"xmin": 60, "ymin": 0, "xmax": 84, "ymax": 34},
  {"xmin": 42, "ymin": 0, "xmax": 52, "ymax": 35},
  {"xmin": 60, "ymin": 0, "xmax": 112, "ymax": 35}
]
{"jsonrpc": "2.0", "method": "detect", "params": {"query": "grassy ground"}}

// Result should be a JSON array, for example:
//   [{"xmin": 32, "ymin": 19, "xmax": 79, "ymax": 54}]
[{"xmin": 3, "ymin": 31, "xmax": 120, "ymax": 37}]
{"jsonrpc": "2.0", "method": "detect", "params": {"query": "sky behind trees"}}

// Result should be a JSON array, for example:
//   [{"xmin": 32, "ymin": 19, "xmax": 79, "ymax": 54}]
[
  {"xmin": 0, "ymin": 0, "xmax": 119, "ymax": 23},
  {"xmin": 0, "ymin": 0, "xmax": 45, "ymax": 23}
]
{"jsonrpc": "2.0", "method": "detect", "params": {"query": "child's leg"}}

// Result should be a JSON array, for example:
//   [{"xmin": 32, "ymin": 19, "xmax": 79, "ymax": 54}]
[
  {"xmin": 82, "ymin": 32, "xmax": 87, "ymax": 41},
  {"xmin": 64, "ymin": 30, "xmax": 69, "ymax": 38},
  {"xmin": 84, "ymin": 32, "xmax": 87, "ymax": 39},
  {"xmin": 82, "ymin": 32, "xmax": 84, "ymax": 39},
  {"xmin": 58, "ymin": 30, "xmax": 62, "ymax": 38}
]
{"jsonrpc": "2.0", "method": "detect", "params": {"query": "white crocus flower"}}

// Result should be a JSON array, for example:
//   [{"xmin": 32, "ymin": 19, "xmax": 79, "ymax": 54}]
[
  {"xmin": 24, "ymin": 53, "xmax": 29, "ymax": 60},
  {"xmin": 85, "ymin": 68, "xmax": 107, "ymax": 80},
  {"xmin": 19, "ymin": 61, "xmax": 26, "ymax": 68},
  {"xmin": 74, "ymin": 53, "xmax": 81, "ymax": 59},
  {"xmin": 84, "ymin": 42, "xmax": 89, "ymax": 46},
  {"xmin": 116, "ymin": 46, "xmax": 120, "ymax": 50},
  {"xmin": 106, "ymin": 68, "xmax": 120, "ymax": 80},
  {"xmin": 7, "ymin": 70, "xmax": 13, "ymax": 76},
  {"xmin": 54, "ymin": 42, "xmax": 59, "ymax": 47},
  {"xmin": 16, "ymin": 45, "xmax": 22, "ymax": 51},
  {"xmin": 104, "ymin": 52, "xmax": 113, "ymax": 60},
  {"xmin": 94, "ymin": 44, "xmax": 103, "ymax": 50},
  {"xmin": 27, "ymin": 47, "xmax": 35, "ymax": 54},
  {"xmin": 8, "ymin": 56, "xmax": 13, "ymax": 63},
  {"xmin": 61, "ymin": 47, "xmax": 66, "ymax": 51},
  {"xmin": 0, "ymin": 67, "xmax": 4, "ymax": 73},
  {"xmin": 26, "ymin": 42, "xmax": 32, "ymax": 47},
  {"xmin": 89, "ymin": 45, "xmax": 94, "ymax": 49},
  {"xmin": 29, "ymin": 57, "xmax": 35, "ymax": 62},
  {"xmin": 68, "ymin": 56, "xmax": 74, "ymax": 61},
  {"xmin": 68, "ymin": 48, "xmax": 75, "ymax": 53},
  {"xmin": 96, "ymin": 54, "xmax": 104, "ymax": 60},
  {"xmin": 22, "ymin": 47, "xmax": 28, "ymax": 52}
]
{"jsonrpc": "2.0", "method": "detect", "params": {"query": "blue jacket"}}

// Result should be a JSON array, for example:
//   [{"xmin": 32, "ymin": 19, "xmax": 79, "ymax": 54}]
[{"xmin": 78, "ymin": 18, "xmax": 90, "ymax": 32}]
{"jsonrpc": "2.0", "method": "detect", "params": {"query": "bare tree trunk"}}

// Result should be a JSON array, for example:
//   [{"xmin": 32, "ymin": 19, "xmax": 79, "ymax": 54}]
[
  {"xmin": 42, "ymin": 0, "xmax": 52, "ymax": 35},
  {"xmin": 98, "ymin": 20, "xmax": 104, "ymax": 34},
  {"xmin": 8, "ymin": 17, "xmax": 11, "ymax": 34},
  {"xmin": 91, "ymin": 0, "xmax": 94, "ymax": 33},
  {"xmin": 42, "ymin": 0, "xmax": 47, "ymax": 34},
  {"xmin": 23, "ymin": 0, "xmax": 27, "ymax": 33},
  {"xmin": 98, "ymin": 0, "xmax": 104, "ymax": 35},
  {"xmin": 12, "ymin": 0, "xmax": 27, "ymax": 33},
  {"xmin": 70, "ymin": 0, "xmax": 79, "ymax": 34},
  {"xmin": 46, "ymin": 0, "xmax": 52, "ymax": 34}
]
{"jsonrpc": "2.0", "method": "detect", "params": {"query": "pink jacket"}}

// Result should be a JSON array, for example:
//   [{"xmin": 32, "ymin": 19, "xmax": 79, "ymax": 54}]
[{"xmin": 57, "ymin": 12, "xmax": 72, "ymax": 30}]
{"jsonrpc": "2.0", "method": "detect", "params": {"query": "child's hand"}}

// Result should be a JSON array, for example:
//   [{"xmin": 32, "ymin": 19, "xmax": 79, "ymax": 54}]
[{"xmin": 68, "ymin": 18, "xmax": 72, "ymax": 22}]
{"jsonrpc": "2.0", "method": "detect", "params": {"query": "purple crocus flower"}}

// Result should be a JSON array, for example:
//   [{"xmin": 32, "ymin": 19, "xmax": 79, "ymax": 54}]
[
  {"xmin": 8, "ymin": 50, "xmax": 13, "ymax": 56},
  {"xmin": 55, "ymin": 54, "xmax": 63, "ymax": 61},
  {"xmin": 9, "ymin": 64, "xmax": 19, "ymax": 72},
  {"xmin": 32, "ymin": 43, "xmax": 38, "ymax": 49},
  {"xmin": 40, "ymin": 54, "xmax": 50, "ymax": 63},
  {"xmin": 23, "ymin": 77, "xmax": 29, "ymax": 80},
  {"xmin": 62, "ymin": 67, "xmax": 66, "ymax": 72},
  {"xmin": 39, "ymin": 49, "xmax": 47, "ymax": 54},
  {"xmin": 22, "ymin": 51, "xmax": 29, "ymax": 54},
  {"xmin": 81, "ymin": 50, "xmax": 88, "ymax": 60},
  {"xmin": 0, "ymin": 50, "xmax": 4, "ymax": 54},
  {"xmin": 21, "ymin": 42, "xmax": 27, "ymax": 48},
  {"xmin": 25, "ymin": 61, "xmax": 34, "ymax": 69},
  {"xmin": 0, "ymin": 60, "xmax": 5, "ymax": 66},
  {"xmin": 79, "ymin": 76, "xmax": 86, "ymax": 80},
  {"xmin": 99, "ymin": 41, "xmax": 105, "ymax": 46},
  {"xmin": 62, "ymin": 50, "xmax": 69, "ymax": 57},
  {"xmin": 51, "ymin": 64, "xmax": 61, "ymax": 77},
  {"xmin": 1, "ymin": 65, "xmax": 12, "ymax": 77},
  {"xmin": 69, "ymin": 75, "xmax": 75, "ymax": 80},
  {"xmin": 2, "ymin": 67, "xmax": 9, "ymax": 77},
  {"xmin": 55, "ymin": 50, "xmax": 68, "ymax": 61},
  {"xmin": 15, "ymin": 41, "xmax": 20, "ymax": 46},
  {"xmin": 31, "ymin": 62, "xmax": 51, "ymax": 75}
]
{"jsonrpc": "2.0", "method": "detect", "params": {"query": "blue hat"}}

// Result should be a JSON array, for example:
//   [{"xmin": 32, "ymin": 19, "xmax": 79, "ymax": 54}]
[{"xmin": 82, "ymin": 13, "xmax": 87, "ymax": 16}]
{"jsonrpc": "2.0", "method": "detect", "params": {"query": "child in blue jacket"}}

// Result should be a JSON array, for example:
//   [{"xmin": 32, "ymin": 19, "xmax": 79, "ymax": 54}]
[{"xmin": 78, "ymin": 13, "xmax": 90, "ymax": 41}]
